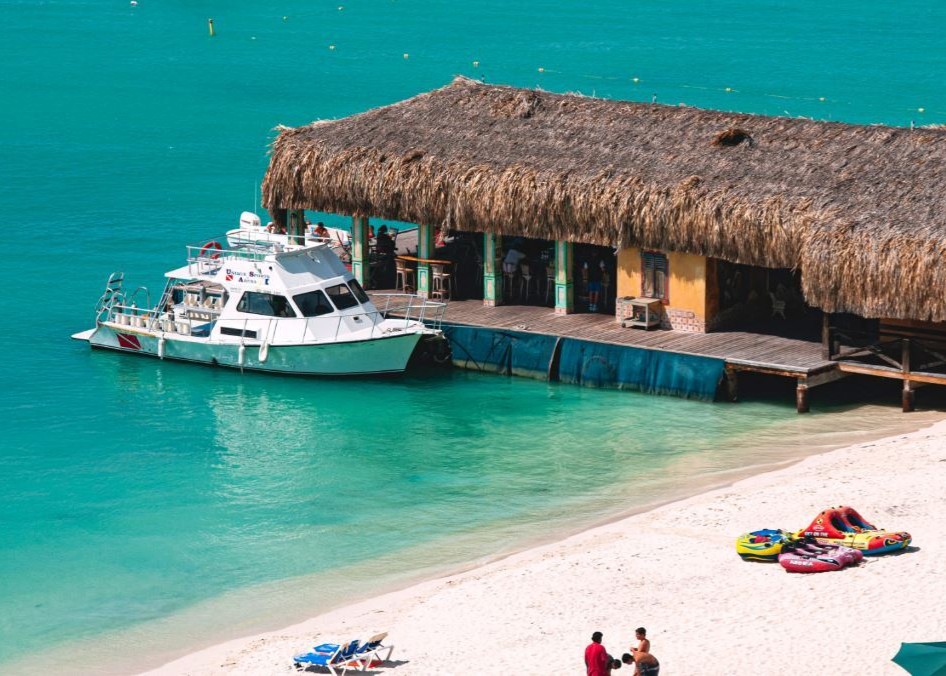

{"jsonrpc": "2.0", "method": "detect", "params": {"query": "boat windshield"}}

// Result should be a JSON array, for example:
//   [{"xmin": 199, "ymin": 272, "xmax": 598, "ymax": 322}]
[
  {"xmin": 324, "ymin": 283, "xmax": 360, "ymax": 311},
  {"xmin": 236, "ymin": 291, "xmax": 297, "ymax": 317},
  {"xmin": 293, "ymin": 290, "xmax": 335, "ymax": 317},
  {"xmin": 348, "ymin": 279, "xmax": 370, "ymax": 304}
]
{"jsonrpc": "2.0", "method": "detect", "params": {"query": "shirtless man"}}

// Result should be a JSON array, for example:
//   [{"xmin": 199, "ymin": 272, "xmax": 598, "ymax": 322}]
[
  {"xmin": 622, "ymin": 649, "xmax": 659, "ymax": 676},
  {"xmin": 633, "ymin": 627, "xmax": 650, "ymax": 653}
]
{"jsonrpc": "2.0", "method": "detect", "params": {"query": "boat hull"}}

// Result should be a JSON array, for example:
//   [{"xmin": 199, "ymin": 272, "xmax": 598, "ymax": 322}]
[{"xmin": 82, "ymin": 324, "xmax": 426, "ymax": 376}]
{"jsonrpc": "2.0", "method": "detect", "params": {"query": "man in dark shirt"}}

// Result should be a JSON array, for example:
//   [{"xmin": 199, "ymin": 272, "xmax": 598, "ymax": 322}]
[{"xmin": 375, "ymin": 225, "xmax": 395, "ymax": 255}]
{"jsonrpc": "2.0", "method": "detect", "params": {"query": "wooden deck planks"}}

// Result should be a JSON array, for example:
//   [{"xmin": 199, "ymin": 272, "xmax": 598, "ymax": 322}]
[{"xmin": 371, "ymin": 294, "xmax": 834, "ymax": 376}]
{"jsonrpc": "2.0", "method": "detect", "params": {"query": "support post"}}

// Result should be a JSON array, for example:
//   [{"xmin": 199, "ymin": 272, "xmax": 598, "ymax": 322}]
[
  {"xmin": 902, "ymin": 338, "xmax": 915, "ymax": 412},
  {"xmin": 554, "ymin": 240, "xmax": 574, "ymax": 315},
  {"xmin": 483, "ymin": 233, "xmax": 502, "ymax": 307},
  {"xmin": 725, "ymin": 369, "xmax": 739, "ymax": 402},
  {"xmin": 351, "ymin": 215, "xmax": 369, "ymax": 286},
  {"xmin": 288, "ymin": 209, "xmax": 306, "ymax": 247},
  {"xmin": 796, "ymin": 377, "xmax": 810, "ymax": 414},
  {"xmin": 821, "ymin": 312, "xmax": 831, "ymax": 360},
  {"xmin": 416, "ymin": 223, "xmax": 434, "ymax": 298}
]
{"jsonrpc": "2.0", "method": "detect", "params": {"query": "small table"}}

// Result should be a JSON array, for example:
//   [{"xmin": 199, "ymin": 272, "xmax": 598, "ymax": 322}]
[{"xmin": 621, "ymin": 297, "xmax": 663, "ymax": 330}]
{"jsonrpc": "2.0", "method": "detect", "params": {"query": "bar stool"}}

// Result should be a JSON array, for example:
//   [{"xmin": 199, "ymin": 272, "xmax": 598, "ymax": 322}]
[
  {"xmin": 395, "ymin": 259, "xmax": 416, "ymax": 292},
  {"xmin": 472, "ymin": 250, "xmax": 484, "ymax": 289},
  {"xmin": 545, "ymin": 271, "xmax": 556, "ymax": 306},
  {"xmin": 502, "ymin": 264, "xmax": 518, "ymax": 301},
  {"xmin": 431, "ymin": 263, "xmax": 454, "ymax": 301},
  {"xmin": 519, "ymin": 263, "xmax": 535, "ymax": 301}
]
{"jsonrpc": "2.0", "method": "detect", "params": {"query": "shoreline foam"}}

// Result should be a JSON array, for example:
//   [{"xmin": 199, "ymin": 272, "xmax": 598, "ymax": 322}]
[{"xmin": 134, "ymin": 416, "xmax": 946, "ymax": 676}]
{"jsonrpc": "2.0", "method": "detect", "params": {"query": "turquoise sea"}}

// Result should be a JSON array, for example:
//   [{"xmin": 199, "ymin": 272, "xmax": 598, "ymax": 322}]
[{"xmin": 3, "ymin": 1, "xmax": 946, "ymax": 671}]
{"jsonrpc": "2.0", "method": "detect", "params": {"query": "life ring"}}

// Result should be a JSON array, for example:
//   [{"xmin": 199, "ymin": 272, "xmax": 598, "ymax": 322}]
[{"xmin": 200, "ymin": 241, "xmax": 223, "ymax": 259}]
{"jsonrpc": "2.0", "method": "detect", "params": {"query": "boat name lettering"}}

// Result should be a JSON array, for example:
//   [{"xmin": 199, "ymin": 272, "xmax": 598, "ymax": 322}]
[{"xmin": 224, "ymin": 268, "xmax": 270, "ymax": 285}]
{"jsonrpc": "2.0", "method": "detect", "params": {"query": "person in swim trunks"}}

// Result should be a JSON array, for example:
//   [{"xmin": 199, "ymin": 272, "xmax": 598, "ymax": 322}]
[{"xmin": 623, "ymin": 650, "xmax": 659, "ymax": 676}]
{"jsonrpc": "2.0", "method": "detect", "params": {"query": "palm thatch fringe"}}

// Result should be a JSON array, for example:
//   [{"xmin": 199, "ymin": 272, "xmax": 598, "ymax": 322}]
[{"xmin": 262, "ymin": 77, "xmax": 946, "ymax": 321}]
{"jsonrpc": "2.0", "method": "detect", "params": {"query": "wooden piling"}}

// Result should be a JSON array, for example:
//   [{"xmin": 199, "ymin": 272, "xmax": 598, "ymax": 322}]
[
  {"xmin": 902, "ymin": 338, "xmax": 915, "ymax": 412},
  {"xmin": 725, "ymin": 369, "xmax": 738, "ymax": 402},
  {"xmin": 796, "ymin": 378, "xmax": 810, "ymax": 413}
]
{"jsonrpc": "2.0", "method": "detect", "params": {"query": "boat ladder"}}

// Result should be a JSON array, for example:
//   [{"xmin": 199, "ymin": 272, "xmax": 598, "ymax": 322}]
[
  {"xmin": 150, "ymin": 283, "xmax": 175, "ymax": 331},
  {"xmin": 95, "ymin": 272, "xmax": 125, "ymax": 324}
]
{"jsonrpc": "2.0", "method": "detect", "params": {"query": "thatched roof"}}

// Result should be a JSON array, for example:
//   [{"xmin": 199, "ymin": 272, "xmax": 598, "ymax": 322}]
[{"xmin": 262, "ymin": 76, "xmax": 946, "ymax": 321}]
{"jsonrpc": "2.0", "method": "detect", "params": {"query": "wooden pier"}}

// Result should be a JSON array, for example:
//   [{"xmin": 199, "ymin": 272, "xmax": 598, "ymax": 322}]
[{"xmin": 372, "ymin": 294, "xmax": 843, "ymax": 412}]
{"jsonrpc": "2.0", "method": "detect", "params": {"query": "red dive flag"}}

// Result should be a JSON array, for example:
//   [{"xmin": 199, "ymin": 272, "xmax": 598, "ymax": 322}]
[{"xmin": 117, "ymin": 334, "xmax": 141, "ymax": 350}]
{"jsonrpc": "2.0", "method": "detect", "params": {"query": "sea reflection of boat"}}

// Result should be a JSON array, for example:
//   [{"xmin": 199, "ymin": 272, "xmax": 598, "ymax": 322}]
[{"xmin": 73, "ymin": 213, "xmax": 445, "ymax": 376}]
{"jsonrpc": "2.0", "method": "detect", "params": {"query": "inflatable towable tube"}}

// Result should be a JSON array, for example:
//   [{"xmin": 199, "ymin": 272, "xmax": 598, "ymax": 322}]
[
  {"xmin": 778, "ymin": 539, "xmax": 857, "ymax": 573},
  {"xmin": 796, "ymin": 506, "xmax": 911, "ymax": 556},
  {"xmin": 778, "ymin": 538, "xmax": 862, "ymax": 573},
  {"xmin": 735, "ymin": 529, "xmax": 791, "ymax": 562}
]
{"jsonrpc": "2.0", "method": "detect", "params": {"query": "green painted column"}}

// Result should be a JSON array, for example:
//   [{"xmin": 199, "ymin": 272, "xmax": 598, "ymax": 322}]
[
  {"xmin": 351, "ymin": 215, "xmax": 369, "ymax": 286},
  {"xmin": 554, "ymin": 240, "xmax": 574, "ymax": 315},
  {"xmin": 416, "ymin": 223, "xmax": 434, "ymax": 298},
  {"xmin": 483, "ymin": 233, "xmax": 502, "ymax": 306}
]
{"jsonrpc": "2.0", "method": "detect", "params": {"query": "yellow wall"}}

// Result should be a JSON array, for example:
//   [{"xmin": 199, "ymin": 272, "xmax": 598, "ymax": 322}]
[{"xmin": 617, "ymin": 247, "xmax": 708, "ymax": 320}]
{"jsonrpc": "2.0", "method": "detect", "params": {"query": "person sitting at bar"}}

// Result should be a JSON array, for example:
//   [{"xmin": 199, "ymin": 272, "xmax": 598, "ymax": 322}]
[
  {"xmin": 312, "ymin": 221, "xmax": 330, "ymax": 239},
  {"xmin": 503, "ymin": 241, "xmax": 526, "ymax": 274}
]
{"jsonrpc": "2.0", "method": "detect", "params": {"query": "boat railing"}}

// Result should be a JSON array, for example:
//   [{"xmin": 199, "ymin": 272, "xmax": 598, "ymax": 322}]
[
  {"xmin": 107, "ymin": 302, "xmax": 164, "ymax": 330},
  {"xmin": 370, "ymin": 293, "xmax": 448, "ymax": 329},
  {"xmin": 207, "ymin": 309, "xmax": 439, "ymax": 347},
  {"xmin": 103, "ymin": 293, "xmax": 445, "ymax": 342},
  {"xmin": 224, "ymin": 228, "xmax": 314, "ymax": 250},
  {"xmin": 184, "ymin": 238, "xmax": 271, "ymax": 276}
]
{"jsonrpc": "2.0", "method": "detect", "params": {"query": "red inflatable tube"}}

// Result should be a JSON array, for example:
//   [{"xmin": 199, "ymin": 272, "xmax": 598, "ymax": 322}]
[
  {"xmin": 778, "ymin": 552, "xmax": 845, "ymax": 573},
  {"xmin": 799, "ymin": 507, "xmax": 853, "ymax": 539}
]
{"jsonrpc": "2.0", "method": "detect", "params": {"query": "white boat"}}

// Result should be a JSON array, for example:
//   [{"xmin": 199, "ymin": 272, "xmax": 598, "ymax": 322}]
[{"xmin": 72, "ymin": 222, "xmax": 446, "ymax": 376}]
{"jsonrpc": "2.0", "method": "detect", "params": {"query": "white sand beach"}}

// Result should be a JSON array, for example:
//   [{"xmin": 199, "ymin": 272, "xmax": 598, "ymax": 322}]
[{"xmin": 145, "ymin": 420, "xmax": 946, "ymax": 676}]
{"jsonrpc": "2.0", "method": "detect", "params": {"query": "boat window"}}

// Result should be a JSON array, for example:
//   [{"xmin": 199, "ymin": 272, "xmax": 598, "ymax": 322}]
[
  {"xmin": 348, "ymin": 279, "xmax": 370, "ymax": 304},
  {"xmin": 324, "ymin": 283, "xmax": 359, "ymax": 310},
  {"xmin": 293, "ymin": 290, "xmax": 335, "ymax": 317},
  {"xmin": 236, "ymin": 291, "xmax": 297, "ymax": 317},
  {"xmin": 220, "ymin": 326, "xmax": 257, "ymax": 339}
]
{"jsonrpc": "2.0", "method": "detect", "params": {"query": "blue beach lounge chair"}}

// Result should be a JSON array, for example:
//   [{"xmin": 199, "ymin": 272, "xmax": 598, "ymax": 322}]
[
  {"xmin": 293, "ymin": 641, "xmax": 363, "ymax": 675},
  {"xmin": 355, "ymin": 632, "xmax": 394, "ymax": 666}
]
